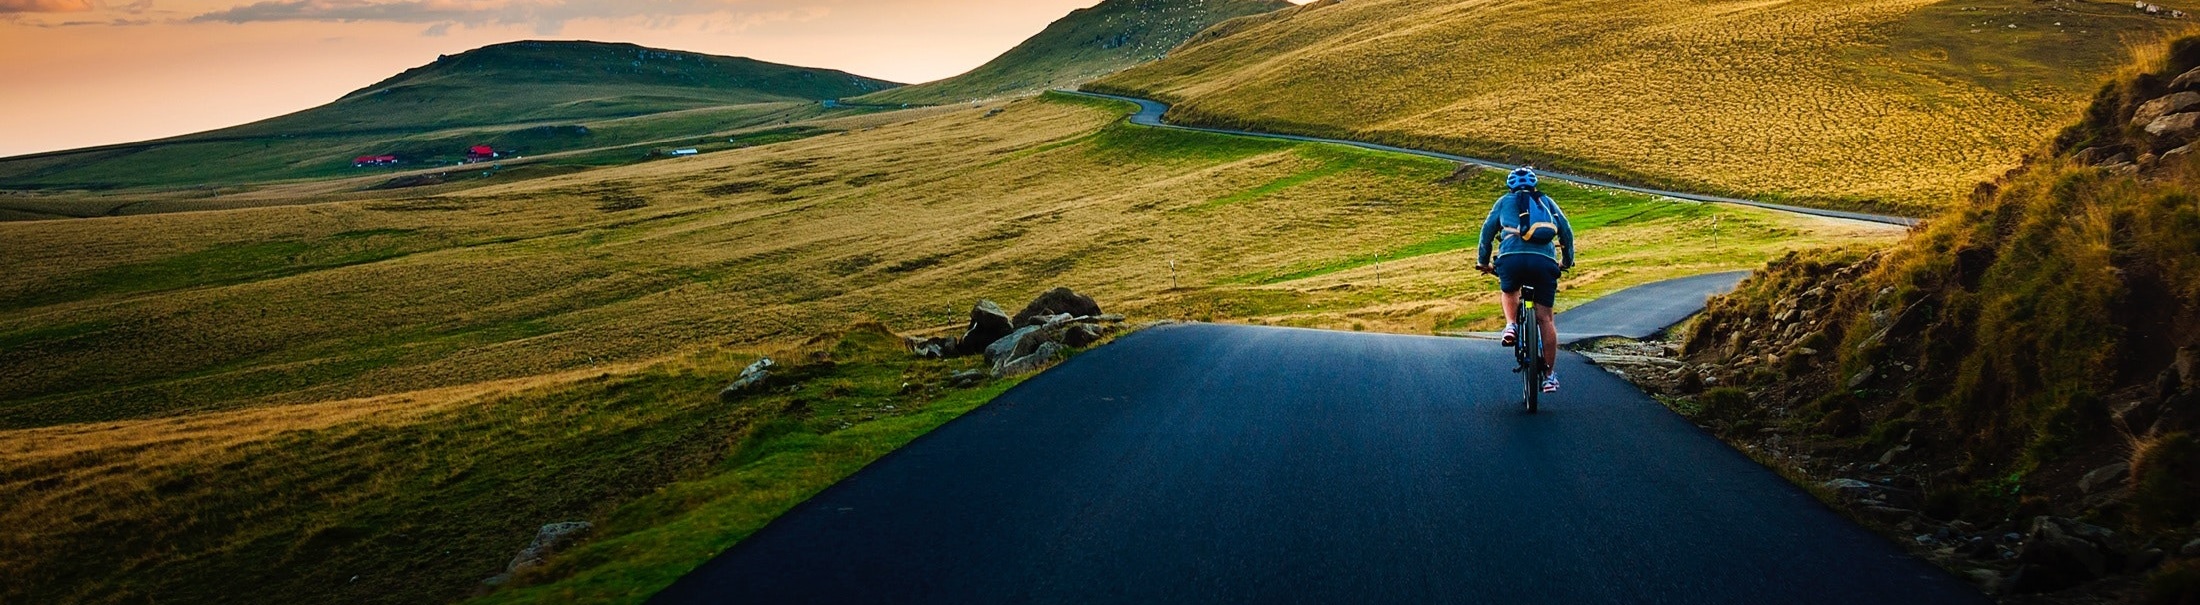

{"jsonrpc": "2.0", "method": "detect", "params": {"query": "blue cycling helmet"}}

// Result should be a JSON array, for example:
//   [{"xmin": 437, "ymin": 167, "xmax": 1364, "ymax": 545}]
[{"xmin": 1506, "ymin": 167, "xmax": 1539, "ymax": 191}]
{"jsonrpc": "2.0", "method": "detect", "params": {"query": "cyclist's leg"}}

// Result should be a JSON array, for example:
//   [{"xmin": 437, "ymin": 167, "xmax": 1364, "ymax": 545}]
[
  {"xmin": 1538, "ymin": 305, "xmax": 1559, "ymax": 367},
  {"xmin": 1494, "ymin": 255, "xmax": 1526, "ymax": 327},
  {"xmin": 1514, "ymin": 255, "xmax": 1563, "ymax": 368},
  {"xmin": 1494, "ymin": 255, "xmax": 1526, "ymax": 345}
]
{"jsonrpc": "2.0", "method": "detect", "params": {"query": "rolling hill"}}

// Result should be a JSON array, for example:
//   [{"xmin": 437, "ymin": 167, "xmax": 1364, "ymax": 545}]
[
  {"xmin": 1088, "ymin": 0, "xmax": 2199, "ymax": 214},
  {"xmin": 0, "ymin": 41, "xmax": 900, "ymax": 192},
  {"xmin": 849, "ymin": 0, "xmax": 1289, "ymax": 106}
]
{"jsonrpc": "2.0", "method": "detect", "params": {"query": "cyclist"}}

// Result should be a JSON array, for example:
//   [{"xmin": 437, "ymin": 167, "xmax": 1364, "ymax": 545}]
[{"xmin": 1475, "ymin": 167, "xmax": 1575, "ymax": 393}]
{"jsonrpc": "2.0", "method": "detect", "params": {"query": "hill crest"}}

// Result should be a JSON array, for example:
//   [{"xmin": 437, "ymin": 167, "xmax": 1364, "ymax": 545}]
[{"xmin": 851, "ymin": 0, "xmax": 1288, "ymax": 106}]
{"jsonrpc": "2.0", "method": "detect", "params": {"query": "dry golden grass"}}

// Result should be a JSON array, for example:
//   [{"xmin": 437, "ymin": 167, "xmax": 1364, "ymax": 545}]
[
  {"xmin": 0, "ymin": 94, "xmax": 1897, "ymax": 431},
  {"xmin": 1092, "ymin": 0, "xmax": 2197, "ymax": 214}
]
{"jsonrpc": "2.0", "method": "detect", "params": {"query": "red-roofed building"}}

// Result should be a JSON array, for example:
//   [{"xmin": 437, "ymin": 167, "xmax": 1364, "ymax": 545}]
[
  {"xmin": 353, "ymin": 155, "xmax": 398, "ymax": 167},
  {"xmin": 466, "ymin": 146, "xmax": 497, "ymax": 162}
]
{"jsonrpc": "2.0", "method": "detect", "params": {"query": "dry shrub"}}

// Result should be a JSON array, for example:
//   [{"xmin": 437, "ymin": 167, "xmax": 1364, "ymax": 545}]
[{"xmin": 2128, "ymin": 431, "xmax": 2200, "ymax": 531}]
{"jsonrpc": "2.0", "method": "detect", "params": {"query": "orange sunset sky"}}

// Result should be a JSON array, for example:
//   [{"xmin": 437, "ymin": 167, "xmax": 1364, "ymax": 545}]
[{"xmin": 2, "ymin": 0, "xmax": 1296, "ymax": 158}]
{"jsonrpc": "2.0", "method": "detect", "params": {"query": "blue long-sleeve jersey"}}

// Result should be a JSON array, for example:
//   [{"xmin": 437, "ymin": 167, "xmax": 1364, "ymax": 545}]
[{"xmin": 1476, "ymin": 190, "xmax": 1576, "ymax": 267}]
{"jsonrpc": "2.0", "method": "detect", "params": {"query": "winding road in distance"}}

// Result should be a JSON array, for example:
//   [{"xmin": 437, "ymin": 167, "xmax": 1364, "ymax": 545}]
[{"xmin": 1057, "ymin": 90, "xmax": 1920, "ymax": 227}]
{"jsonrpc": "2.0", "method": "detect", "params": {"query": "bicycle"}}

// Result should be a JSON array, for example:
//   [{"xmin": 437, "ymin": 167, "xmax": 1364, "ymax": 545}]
[
  {"xmin": 1478, "ymin": 265, "xmax": 1550, "ymax": 413},
  {"xmin": 1513, "ymin": 285, "xmax": 1546, "ymax": 414}
]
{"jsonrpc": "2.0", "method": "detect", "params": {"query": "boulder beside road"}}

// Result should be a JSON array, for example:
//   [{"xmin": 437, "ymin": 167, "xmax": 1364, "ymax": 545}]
[{"xmin": 903, "ymin": 287, "xmax": 1125, "ymax": 376}]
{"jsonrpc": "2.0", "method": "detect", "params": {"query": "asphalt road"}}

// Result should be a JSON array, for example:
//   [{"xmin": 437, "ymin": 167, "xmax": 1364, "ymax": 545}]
[
  {"xmin": 1554, "ymin": 271, "xmax": 1750, "ymax": 344},
  {"xmin": 651, "ymin": 323, "xmax": 1986, "ymax": 604},
  {"xmin": 1056, "ymin": 90, "xmax": 1918, "ymax": 227}
]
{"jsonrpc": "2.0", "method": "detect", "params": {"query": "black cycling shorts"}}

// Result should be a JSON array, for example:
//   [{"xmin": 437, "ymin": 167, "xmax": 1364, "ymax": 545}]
[{"xmin": 1495, "ymin": 254, "xmax": 1560, "ymax": 307}]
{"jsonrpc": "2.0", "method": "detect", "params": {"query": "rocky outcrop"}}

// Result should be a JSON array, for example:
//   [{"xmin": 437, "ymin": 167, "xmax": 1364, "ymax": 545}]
[
  {"xmin": 483, "ymin": 521, "xmax": 593, "ymax": 587},
  {"xmin": 718, "ymin": 357, "xmax": 775, "ymax": 401},
  {"xmin": 906, "ymin": 288, "xmax": 1124, "ymax": 376},
  {"xmin": 982, "ymin": 312, "xmax": 1126, "ymax": 376}
]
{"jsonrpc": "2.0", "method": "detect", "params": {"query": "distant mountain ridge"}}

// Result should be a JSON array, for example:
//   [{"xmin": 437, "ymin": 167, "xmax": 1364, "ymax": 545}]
[
  {"xmin": 279, "ymin": 40, "xmax": 901, "ymax": 135},
  {"xmin": 0, "ymin": 40, "xmax": 901, "ymax": 191},
  {"xmin": 851, "ymin": 0, "xmax": 1289, "ymax": 106}
]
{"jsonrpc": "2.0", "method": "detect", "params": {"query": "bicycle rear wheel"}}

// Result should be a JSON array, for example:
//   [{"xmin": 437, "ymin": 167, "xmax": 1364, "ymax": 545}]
[{"xmin": 1520, "ymin": 302, "xmax": 1541, "ymax": 414}]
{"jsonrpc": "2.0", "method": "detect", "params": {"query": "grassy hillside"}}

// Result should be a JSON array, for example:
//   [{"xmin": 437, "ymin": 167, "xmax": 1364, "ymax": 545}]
[
  {"xmin": 850, "ymin": 0, "xmax": 1288, "ymax": 106},
  {"xmin": 1089, "ymin": 0, "xmax": 2198, "ymax": 214},
  {"xmin": 0, "ymin": 94, "xmax": 1895, "ymax": 431},
  {"xmin": 0, "ymin": 41, "xmax": 899, "ymax": 191},
  {"xmin": 0, "ymin": 324, "xmax": 1026, "ymax": 605},
  {"xmin": 1677, "ymin": 37, "xmax": 2200, "ymax": 601},
  {"xmin": 0, "ymin": 93, "xmax": 1896, "ymax": 603}
]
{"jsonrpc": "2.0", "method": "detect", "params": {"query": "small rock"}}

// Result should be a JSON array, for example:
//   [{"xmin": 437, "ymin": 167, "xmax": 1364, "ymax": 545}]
[
  {"xmin": 2133, "ymin": 91, "xmax": 2200, "ymax": 125},
  {"xmin": 2145, "ymin": 112, "xmax": 2200, "ymax": 138},
  {"xmin": 506, "ymin": 521, "xmax": 593, "ymax": 574},
  {"xmin": 2177, "ymin": 346, "xmax": 2198, "ymax": 389},
  {"xmin": 954, "ymin": 300, "xmax": 1016, "ymax": 355},
  {"xmin": 1847, "ymin": 367, "xmax": 1874, "ymax": 390},
  {"xmin": 984, "ymin": 325, "xmax": 1045, "ymax": 367},
  {"xmin": 995, "ymin": 341, "xmax": 1065, "ymax": 377},
  {"xmin": 1824, "ymin": 478, "xmax": 1879, "ymax": 499},
  {"xmin": 1792, "ymin": 347, "xmax": 1819, "ymax": 357},
  {"xmin": 1879, "ymin": 444, "xmax": 1911, "ymax": 465},
  {"xmin": 2077, "ymin": 462, "xmax": 2129, "ymax": 495},
  {"xmin": 2181, "ymin": 537, "xmax": 2200, "ymax": 557},
  {"xmin": 718, "ymin": 357, "xmax": 775, "ymax": 401},
  {"xmin": 1012, "ymin": 287, "xmax": 1102, "ymax": 326},
  {"xmin": 906, "ymin": 335, "xmax": 959, "ymax": 359},
  {"xmin": 1061, "ymin": 322, "xmax": 1107, "ymax": 348},
  {"xmin": 2169, "ymin": 65, "xmax": 2200, "ymax": 90},
  {"xmin": 946, "ymin": 370, "xmax": 986, "ymax": 388},
  {"xmin": 1582, "ymin": 353, "xmax": 1686, "ymax": 369},
  {"xmin": 2166, "ymin": 144, "xmax": 2196, "ymax": 162}
]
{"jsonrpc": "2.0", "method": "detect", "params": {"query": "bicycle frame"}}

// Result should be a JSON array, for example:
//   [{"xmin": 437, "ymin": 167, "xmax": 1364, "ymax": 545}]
[{"xmin": 1515, "ymin": 286, "xmax": 1545, "ymax": 413}]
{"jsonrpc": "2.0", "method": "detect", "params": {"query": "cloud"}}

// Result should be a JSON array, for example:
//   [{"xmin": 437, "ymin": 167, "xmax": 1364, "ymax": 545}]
[
  {"xmin": 0, "ymin": 0, "xmax": 96, "ymax": 13},
  {"xmin": 188, "ymin": 0, "xmax": 820, "ymax": 33}
]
